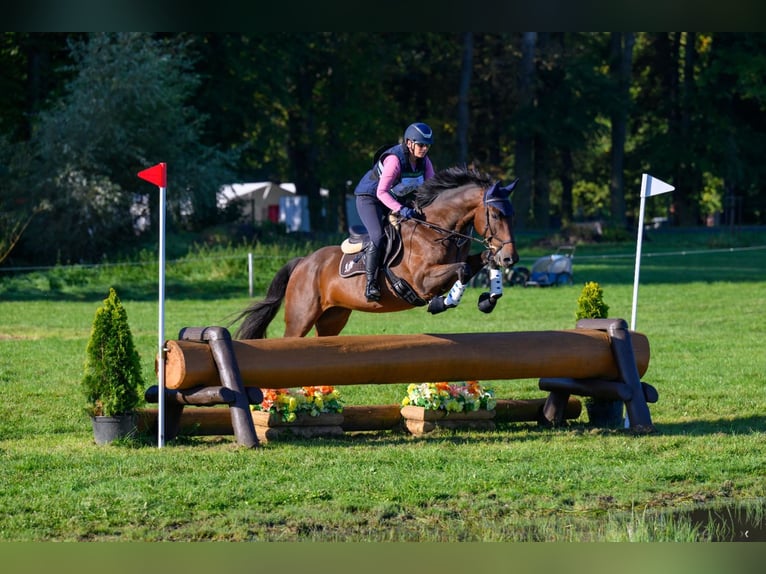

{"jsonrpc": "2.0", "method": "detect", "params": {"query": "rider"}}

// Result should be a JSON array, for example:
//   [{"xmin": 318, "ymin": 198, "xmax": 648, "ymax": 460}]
[{"xmin": 353, "ymin": 122, "xmax": 435, "ymax": 302}]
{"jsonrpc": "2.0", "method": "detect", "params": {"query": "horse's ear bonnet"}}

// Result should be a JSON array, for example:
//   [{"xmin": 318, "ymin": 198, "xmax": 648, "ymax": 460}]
[{"xmin": 484, "ymin": 178, "xmax": 518, "ymax": 216}]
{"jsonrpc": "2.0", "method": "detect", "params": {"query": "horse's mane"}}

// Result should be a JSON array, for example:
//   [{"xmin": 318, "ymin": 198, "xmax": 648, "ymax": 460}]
[{"xmin": 414, "ymin": 166, "xmax": 494, "ymax": 209}]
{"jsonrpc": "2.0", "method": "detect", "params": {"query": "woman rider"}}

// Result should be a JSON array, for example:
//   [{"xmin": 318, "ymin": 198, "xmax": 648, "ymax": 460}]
[{"xmin": 353, "ymin": 122, "xmax": 435, "ymax": 302}]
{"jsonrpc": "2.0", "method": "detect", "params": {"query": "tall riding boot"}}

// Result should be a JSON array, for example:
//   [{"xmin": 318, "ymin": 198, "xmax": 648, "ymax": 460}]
[{"xmin": 364, "ymin": 244, "xmax": 381, "ymax": 302}]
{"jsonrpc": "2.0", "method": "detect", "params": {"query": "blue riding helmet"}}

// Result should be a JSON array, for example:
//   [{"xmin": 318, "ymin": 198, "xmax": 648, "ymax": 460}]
[{"xmin": 404, "ymin": 122, "xmax": 433, "ymax": 146}]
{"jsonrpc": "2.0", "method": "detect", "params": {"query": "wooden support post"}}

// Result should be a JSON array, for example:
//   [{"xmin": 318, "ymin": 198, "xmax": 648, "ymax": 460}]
[
  {"xmin": 602, "ymin": 319, "xmax": 654, "ymax": 431},
  {"xmin": 178, "ymin": 327, "xmax": 260, "ymax": 448},
  {"xmin": 536, "ymin": 319, "xmax": 657, "ymax": 432}
]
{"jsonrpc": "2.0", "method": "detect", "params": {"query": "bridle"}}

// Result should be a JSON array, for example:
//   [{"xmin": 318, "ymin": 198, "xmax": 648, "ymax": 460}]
[
  {"xmin": 481, "ymin": 188, "xmax": 516, "ymax": 257},
  {"xmin": 406, "ymin": 186, "xmax": 515, "ymax": 257}
]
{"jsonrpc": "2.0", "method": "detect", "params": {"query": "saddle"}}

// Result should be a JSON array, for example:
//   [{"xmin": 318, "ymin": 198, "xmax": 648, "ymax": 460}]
[
  {"xmin": 339, "ymin": 222, "xmax": 402, "ymax": 278},
  {"xmin": 338, "ymin": 219, "xmax": 427, "ymax": 307}
]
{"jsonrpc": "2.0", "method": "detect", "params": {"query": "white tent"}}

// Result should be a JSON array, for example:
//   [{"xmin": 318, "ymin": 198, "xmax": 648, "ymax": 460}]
[{"xmin": 218, "ymin": 182, "xmax": 329, "ymax": 232}]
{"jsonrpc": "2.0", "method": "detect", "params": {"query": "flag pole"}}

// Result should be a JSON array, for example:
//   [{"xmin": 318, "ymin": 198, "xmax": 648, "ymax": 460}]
[
  {"xmin": 630, "ymin": 174, "xmax": 648, "ymax": 331},
  {"xmin": 137, "ymin": 163, "xmax": 168, "ymax": 448},
  {"xmin": 630, "ymin": 173, "xmax": 674, "ymax": 331},
  {"xmin": 627, "ymin": 173, "xmax": 674, "ymax": 428},
  {"xmin": 157, "ymin": 180, "xmax": 166, "ymax": 448}
]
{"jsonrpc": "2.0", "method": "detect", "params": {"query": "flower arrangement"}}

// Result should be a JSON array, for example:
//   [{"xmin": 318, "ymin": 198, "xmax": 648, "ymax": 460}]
[
  {"xmin": 401, "ymin": 380, "xmax": 496, "ymax": 413},
  {"xmin": 253, "ymin": 386, "xmax": 344, "ymax": 423}
]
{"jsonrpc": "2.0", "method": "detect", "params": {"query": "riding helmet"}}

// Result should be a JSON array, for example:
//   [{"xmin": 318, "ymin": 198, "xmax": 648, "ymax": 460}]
[{"xmin": 404, "ymin": 122, "xmax": 433, "ymax": 146}]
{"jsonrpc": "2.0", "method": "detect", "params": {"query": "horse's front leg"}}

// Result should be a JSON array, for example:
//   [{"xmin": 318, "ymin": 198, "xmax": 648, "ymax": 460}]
[
  {"xmin": 423, "ymin": 262, "xmax": 472, "ymax": 315},
  {"xmin": 425, "ymin": 251, "xmax": 506, "ymax": 315},
  {"xmin": 474, "ymin": 250, "xmax": 506, "ymax": 314}
]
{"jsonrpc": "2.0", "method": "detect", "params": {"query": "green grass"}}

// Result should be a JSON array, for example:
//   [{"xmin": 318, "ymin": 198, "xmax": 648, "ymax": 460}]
[{"xmin": 0, "ymin": 229, "xmax": 765, "ymax": 541}]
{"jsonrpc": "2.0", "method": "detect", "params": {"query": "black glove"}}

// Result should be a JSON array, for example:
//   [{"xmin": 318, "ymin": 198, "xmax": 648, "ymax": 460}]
[{"xmin": 399, "ymin": 206, "xmax": 415, "ymax": 220}]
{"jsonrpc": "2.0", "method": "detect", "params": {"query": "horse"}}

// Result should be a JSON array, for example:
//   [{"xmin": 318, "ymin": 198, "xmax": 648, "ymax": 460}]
[{"xmin": 233, "ymin": 166, "xmax": 519, "ymax": 338}]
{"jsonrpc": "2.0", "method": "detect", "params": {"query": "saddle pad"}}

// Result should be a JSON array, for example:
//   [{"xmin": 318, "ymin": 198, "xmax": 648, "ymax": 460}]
[{"xmin": 339, "ymin": 253, "xmax": 366, "ymax": 277}]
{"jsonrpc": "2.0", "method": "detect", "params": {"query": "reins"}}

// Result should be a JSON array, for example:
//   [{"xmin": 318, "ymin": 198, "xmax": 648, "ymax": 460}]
[
  {"xmin": 406, "ymin": 186, "xmax": 514, "ymax": 253},
  {"xmin": 406, "ymin": 217, "xmax": 477, "ymax": 248}
]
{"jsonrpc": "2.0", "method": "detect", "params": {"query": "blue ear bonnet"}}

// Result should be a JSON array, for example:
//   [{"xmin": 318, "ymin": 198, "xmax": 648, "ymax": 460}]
[{"xmin": 484, "ymin": 178, "xmax": 518, "ymax": 217}]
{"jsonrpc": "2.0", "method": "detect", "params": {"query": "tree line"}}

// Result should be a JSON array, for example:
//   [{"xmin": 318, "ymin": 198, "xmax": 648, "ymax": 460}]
[{"xmin": 1, "ymin": 32, "xmax": 764, "ymax": 266}]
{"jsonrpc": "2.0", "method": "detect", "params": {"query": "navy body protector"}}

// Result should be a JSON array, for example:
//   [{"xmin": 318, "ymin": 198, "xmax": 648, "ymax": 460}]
[{"xmin": 353, "ymin": 144, "xmax": 425, "ymax": 203}]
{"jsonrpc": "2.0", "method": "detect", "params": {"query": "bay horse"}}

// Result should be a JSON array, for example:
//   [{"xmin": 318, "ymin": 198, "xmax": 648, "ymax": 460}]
[{"xmin": 233, "ymin": 166, "xmax": 519, "ymax": 338}]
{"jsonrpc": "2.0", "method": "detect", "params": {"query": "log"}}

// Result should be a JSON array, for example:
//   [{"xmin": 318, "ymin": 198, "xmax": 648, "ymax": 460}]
[
  {"xmin": 136, "ymin": 398, "xmax": 583, "ymax": 437},
  {"xmin": 494, "ymin": 397, "xmax": 581, "ymax": 422},
  {"xmin": 144, "ymin": 385, "xmax": 236, "ymax": 405},
  {"xmin": 137, "ymin": 407, "xmax": 234, "ymax": 436},
  {"xmin": 161, "ymin": 330, "xmax": 650, "ymax": 391},
  {"xmin": 341, "ymin": 404, "xmax": 403, "ymax": 431}
]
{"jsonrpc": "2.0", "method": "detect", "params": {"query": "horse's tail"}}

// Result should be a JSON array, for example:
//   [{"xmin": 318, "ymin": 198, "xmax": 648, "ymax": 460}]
[{"xmin": 232, "ymin": 257, "xmax": 303, "ymax": 339}]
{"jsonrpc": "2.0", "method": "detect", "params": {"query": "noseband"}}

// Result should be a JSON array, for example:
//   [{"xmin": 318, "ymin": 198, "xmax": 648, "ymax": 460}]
[{"xmin": 481, "ymin": 186, "xmax": 515, "ymax": 256}]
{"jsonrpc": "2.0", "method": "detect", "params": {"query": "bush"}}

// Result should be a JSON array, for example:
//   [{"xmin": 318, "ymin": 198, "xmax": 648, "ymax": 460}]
[
  {"xmin": 82, "ymin": 288, "xmax": 145, "ymax": 416},
  {"xmin": 575, "ymin": 281, "xmax": 609, "ymax": 320}
]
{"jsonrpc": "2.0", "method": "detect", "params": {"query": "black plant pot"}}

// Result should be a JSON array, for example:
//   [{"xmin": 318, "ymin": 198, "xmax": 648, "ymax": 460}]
[{"xmin": 91, "ymin": 414, "xmax": 137, "ymax": 445}]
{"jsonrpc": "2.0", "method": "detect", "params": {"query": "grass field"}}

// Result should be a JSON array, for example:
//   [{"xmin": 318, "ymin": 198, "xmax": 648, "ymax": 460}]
[{"xmin": 0, "ymin": 228, "xmax": 765, "ymax": 543}]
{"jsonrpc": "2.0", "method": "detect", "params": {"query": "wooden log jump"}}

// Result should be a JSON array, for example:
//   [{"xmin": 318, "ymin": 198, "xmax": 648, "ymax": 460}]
[
  {"xmin": 146, "ymin": 318, "xmax": 657, "ymax": 448},
  {"xmin": 163, "ymin": 328, "xmax": 649, "ymax": 390}
]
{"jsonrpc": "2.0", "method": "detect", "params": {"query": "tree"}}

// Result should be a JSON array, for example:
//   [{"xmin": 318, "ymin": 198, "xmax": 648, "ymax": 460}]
[
  {"xmin": 20, "ymin": 33, "xmax": 236, "ymax": 263},
  {"xmin": 514, "ymin": 32, "xmax": 537, "ymax": 229},
  {"xmin": 608, "ymin": 32, "xmax": 634, "ymax": 227},
  {"xmin": 456, "ymin": 32, "xmax": 473, "ymax": 165},
  {"xmin": 82, "ymin": 287, "xmax": 144, "ymax": 417}
]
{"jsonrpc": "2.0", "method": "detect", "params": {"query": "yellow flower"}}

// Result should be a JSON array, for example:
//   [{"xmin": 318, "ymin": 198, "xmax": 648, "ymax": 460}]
[{"xmin": 253, "ymin": 385, "xmax": 344, "ymax": 422}]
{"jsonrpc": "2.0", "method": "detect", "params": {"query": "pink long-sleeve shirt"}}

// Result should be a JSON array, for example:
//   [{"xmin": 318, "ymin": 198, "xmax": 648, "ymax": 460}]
[{"xmin": 375, "ymin": 154, "xmax": 435, "ymax": 212}]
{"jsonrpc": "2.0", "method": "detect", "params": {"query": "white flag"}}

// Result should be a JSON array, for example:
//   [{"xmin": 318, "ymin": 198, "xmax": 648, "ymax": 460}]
[{"xmin": 641, "ymin": 173, "xmax": 674, "ymax": 198}]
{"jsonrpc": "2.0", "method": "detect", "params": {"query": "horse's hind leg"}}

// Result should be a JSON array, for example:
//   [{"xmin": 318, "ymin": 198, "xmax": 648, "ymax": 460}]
[{"xmin": 315, "ymin": 307, "xmax": 352, "ymax": 336}]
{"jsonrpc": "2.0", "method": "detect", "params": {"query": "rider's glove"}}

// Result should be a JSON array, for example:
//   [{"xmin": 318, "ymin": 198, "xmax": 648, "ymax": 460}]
[{"xmin": 398, "ymin": 206, "xmax": 415, "ymax": 220}]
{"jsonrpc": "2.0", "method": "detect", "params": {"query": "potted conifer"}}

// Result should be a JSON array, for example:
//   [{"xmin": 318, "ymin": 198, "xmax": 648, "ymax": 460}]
[
  {"xmin": 575, "ymin": 281, "xmax": 624, "ymax": 427},
  {"xmin": 82, "ymin": 288, "xmax": 145, "ymax": 444}
]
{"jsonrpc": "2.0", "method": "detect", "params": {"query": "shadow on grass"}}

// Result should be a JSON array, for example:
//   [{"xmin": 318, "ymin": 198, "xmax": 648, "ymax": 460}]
[
  {"xmin": 646, "ymin": 415, "xmax": 766, "ymax": 436},
  {"xmin": 0, "ymin": 278, "xmax": 250, "ymax": 303},
  {"xmin": 164, "ymin": 414, "xmax": 764, "ymax": 450}
]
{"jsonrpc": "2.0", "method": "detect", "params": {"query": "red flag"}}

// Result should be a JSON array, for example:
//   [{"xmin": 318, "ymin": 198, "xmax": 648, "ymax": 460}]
[{"xmin": 137, "ymin": 162, "xmax": 167, "ymax": 187}]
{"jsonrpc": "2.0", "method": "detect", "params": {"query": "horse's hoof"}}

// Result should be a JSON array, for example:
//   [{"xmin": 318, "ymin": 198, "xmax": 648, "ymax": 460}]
[
  {"xmin": 477, "ymin": 292, "xmax": 498, "ymax": 313},
  {"xmin": 427, "ymin": 296, "xmax": 454, "ymax": 315}
]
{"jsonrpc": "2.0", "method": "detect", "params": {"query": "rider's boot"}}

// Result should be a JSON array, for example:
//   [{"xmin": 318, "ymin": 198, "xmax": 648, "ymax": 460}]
[{"xmin": 364, "ymin": 244, "xmax": 381, "ymax": 302}]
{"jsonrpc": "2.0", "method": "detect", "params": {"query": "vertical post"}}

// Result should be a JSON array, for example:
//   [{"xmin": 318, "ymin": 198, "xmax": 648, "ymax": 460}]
[
  {"xmin": 248, "ymin": 252, "xmax": 254, "ymax": 298},
  {"xmin": 137, "ymin": 162, "xmax": 169, "ymax": 448},
  {"xmin": 630, "ymin": 175, "xmax": 648, "ymax": 332},
  {"xmin": 607, "ymin": 320, "xmax": 653, "ymax": 431},
  {"xmin": 631, "ymin": 174, "xmax": 673, "ymax": 331},
  {"xmin": 178, "ymin": 327, "xmax": 260, "ymax": 448},
  {"xmin": 157, "ymin": 183, "xmax": 166, "ymax": 448}
]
